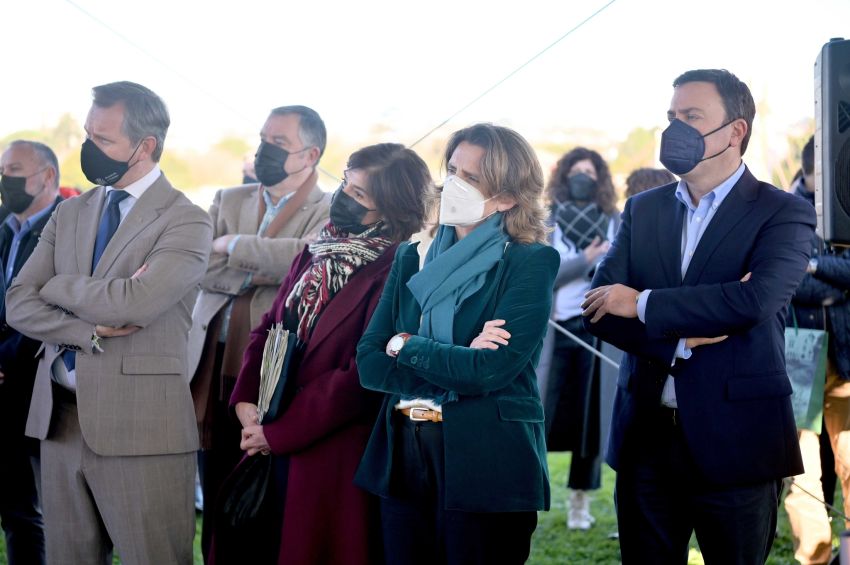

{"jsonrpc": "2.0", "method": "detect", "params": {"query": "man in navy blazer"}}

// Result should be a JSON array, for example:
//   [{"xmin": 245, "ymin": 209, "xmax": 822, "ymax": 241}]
[{"xmin": 582, "ymin": 69, "xmax": 815, "ymax": 564}]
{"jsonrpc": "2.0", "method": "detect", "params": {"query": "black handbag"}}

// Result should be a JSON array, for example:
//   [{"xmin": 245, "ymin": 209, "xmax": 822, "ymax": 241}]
[{"xmin": 218, "ymin": 453, "xmax": 274, "ymax": 528}]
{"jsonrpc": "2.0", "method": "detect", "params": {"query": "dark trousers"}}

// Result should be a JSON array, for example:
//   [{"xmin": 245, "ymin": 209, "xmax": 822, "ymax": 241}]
[
  {"xmin": 381, "ymin": 412, "xmax": 537, "ymax": 565},
  {"xmin": 0, "ymin": 444, "xmax": 44, "ymax": 565},
  {"xmin": 544, "ymin": 317, "xmax": 602, "ymax": 490},
  {"xmin": 615, "ymin": 408, "xmax": 779, "ymax": 565},
  {"xmin": 200, "ymin": 345, "xmax": 247, "ymax": 563}
]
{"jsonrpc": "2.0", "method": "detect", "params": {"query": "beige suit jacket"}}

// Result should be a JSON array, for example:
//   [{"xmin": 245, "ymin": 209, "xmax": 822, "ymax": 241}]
[
  {"xmin": 6, "ymin": 173, "xmax": 212, "ymax": 456},
  {"xmin": 186, "ymin": 182, "xmax": 331, "ymax": 376}
]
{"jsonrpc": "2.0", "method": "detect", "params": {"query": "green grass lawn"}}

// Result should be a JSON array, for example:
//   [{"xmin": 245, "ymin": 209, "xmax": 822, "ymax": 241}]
[
  {"xmin": 0, "ymin": 452, "xmax": 843, "ymax": 564},
  {"xmin": 529, "ymin": 452, "xmax": 846, "ymax": 564}
]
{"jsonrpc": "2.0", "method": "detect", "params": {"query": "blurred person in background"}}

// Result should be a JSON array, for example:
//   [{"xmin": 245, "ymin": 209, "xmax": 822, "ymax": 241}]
[
  {"xmin": 0, "ymin": 140, "xmax": 63, "ymax": 565},
  {"xmin": 625, "ymin": 167, "xmax": 676, "ymax": 198},
  {"xmin": 541, "ymin": 147, "xmax": 620, "ymax": 530},
  {"xmin": 783, "ymin": 135, "xmax": 850, "ymax": 565}
]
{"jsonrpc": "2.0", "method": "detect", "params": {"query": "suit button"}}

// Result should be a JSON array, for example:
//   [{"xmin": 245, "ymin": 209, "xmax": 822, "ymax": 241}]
[
  {"xmin": 410, "ymin": 356, "xmax": 418, "ymax": 365},
  {"xmin": 202, "ymin": 324, "xmax": 208, "ymax": 330}
]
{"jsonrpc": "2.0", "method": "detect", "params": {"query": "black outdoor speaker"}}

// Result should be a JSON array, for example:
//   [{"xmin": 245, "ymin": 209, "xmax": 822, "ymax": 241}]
[{"xmin": 815, "ymin": 37, "xmax": 850, "ymax": 246}]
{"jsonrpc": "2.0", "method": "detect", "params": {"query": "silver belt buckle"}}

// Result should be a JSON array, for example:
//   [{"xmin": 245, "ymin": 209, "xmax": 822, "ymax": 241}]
[{"xmin": 408, "ymin": 407, "xmax": 429, "ymax": 421}]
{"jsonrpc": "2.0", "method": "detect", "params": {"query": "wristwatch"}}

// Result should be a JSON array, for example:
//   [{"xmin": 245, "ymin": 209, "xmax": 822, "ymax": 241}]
[{"xmin": 387, "ymin": 333, "xmax": 412, "ymax": 357}]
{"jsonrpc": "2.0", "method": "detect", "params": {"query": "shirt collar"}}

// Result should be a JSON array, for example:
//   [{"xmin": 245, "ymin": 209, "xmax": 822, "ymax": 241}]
[
  {"xmin": 4, "ymin": 198, "xmax": 56, "ymax": 235},
  {"xmin": 262, "ymin": 187, "xmax": 295, "ymax": 212},
  {"xmin": 675, "ymin": 162, "xmax": 746, "ymax": 213},
  {"xmin": 106, "ymin": 164, "xmax": 161, "ymax": 201}
]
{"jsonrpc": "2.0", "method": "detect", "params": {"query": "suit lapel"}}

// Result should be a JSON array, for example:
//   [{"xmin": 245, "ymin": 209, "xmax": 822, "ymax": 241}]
[
  {"xmin": 92, "ymin": 174, "xmax": 173, "ymax": 277},
  {"xmin": 239, "ymin": 188, "xmax": 260, "ymax": 234},
  {"xmin": 658, "ymin": 190, "xmax": 684, "ymax": 286},
  {"xmin": 76, "ymin": 189, "xmax": 104, "ymax": 275},
  {"xmin": 682, "ymin": 168, "xmax": 758, "ymax": 286}
]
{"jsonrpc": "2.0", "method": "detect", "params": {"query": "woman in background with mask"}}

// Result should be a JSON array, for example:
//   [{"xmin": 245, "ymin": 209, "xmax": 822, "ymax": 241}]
[
  {"xmin": 539, "ymin": 147, "xmax": 620, "ymax": 530},
  {"xmin": 355, "ymin": 123, "xmax": 558, "ymax": 564},
  {"xmin": 213, "ymin": 143, "xmax": 432, "ymax": 565}
]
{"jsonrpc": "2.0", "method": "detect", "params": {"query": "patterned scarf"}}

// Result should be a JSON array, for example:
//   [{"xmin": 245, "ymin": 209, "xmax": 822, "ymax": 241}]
[
  {"xmin": 552, "ymin": 201, "xmax": 609, "ymax": 250},
  {"xmin": 285, "ymin": 222, "xmax": 392, "ymax": 341}
]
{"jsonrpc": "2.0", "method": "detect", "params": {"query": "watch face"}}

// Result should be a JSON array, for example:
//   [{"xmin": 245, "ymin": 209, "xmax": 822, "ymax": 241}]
[{"xmin": 390, "ymin": 335, "xmax": 405, "ymax": 352}]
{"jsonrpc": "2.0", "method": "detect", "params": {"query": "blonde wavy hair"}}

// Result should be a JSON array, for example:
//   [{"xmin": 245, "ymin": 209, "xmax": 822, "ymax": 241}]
[{"xmin": 443, "ymin": 123, "xmax": 549, "ymax": 244}]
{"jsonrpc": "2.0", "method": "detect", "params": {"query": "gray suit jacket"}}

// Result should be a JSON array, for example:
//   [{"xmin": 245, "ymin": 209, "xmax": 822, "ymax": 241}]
[
  {"xmin": 6, "ymin": 173, "xmax": 212, "ymax": 456},
  {"xmin": 186, "ymin": 182, "xmax": 330, "ymax": 376}
]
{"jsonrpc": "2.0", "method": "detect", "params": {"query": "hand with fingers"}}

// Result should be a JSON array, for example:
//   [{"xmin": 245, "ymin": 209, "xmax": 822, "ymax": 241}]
[
  {"xmin": 470, "ymin": 319, "xmax": 511, "ymax": 350},
  {"xmin": 240, "ymin": 424, "xmax": 271, "ymax": 456},
  {"xmin": 581, "ymin": 284, "xmax": 640, "ymax": 323},
  {"xmin": 582, "ymin": 236, "xmax": 610, "ymax": 264}
]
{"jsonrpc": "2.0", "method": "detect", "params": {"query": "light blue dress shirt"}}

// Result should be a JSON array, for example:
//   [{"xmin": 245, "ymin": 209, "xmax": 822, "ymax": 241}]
[{"xmin": 636, "ymin": 162, "xmax": 746, "ymax": 407}]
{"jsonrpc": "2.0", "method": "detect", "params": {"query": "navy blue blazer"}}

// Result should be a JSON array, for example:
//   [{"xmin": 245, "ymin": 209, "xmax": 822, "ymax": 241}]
[{"xmin": 584, "ymin": 167, "xmax": 814, "ymax": 485}]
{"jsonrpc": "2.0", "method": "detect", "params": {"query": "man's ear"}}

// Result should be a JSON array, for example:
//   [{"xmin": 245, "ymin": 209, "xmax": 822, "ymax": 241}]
[
  {"xmin": 306, "ymin": 146, "xmax": 321, "ymax": 167},
  {"xmin": 730, "ymin": 118, "xmax": 748, "ymax": 150},
  {"xmin": 138, "ymin": 136, "xmax": 158, "ymax": 162}
]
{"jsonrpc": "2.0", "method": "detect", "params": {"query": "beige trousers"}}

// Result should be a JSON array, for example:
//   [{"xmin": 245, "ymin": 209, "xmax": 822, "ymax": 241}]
[
  {"xmin": 785, "ymin": 360, "xmax": 850, "ymax": 565},
  {"xmin": 41, "ymin": 399, "xmax": 196, "ymax": 565}
]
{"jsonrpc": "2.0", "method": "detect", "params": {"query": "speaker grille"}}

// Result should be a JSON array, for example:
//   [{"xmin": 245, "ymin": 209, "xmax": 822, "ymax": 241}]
[
  {"xmin": 840, "ymin": 100, "xmax": 850, "ymax": 133},
  {"xmin": 838, "ymin": 139, "xmax": 850, "ymax": 217}
]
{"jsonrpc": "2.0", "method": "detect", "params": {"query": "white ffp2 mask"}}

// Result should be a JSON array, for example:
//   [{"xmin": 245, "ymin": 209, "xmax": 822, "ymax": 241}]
[{"xmin": 439, "ymin": 175, "xmax": 499, "ymax": 227}]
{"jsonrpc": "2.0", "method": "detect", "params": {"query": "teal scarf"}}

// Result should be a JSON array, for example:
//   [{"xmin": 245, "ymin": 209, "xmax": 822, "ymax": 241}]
[{"xmin": 407, "ymin": 213, "xmax": 510, "ymax": 345}]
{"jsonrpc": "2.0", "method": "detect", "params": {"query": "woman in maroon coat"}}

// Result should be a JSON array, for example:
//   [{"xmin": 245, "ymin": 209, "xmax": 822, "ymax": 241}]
[{"xmin": 211, "ymin": 143, "xmax": 432, "ymax": 565}]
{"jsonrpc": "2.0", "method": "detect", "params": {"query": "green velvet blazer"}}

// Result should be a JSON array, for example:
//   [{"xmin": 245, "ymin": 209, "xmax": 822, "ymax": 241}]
[{"xmin": 355, "ymin": 239, "xmax": 559, "ymax": 512}]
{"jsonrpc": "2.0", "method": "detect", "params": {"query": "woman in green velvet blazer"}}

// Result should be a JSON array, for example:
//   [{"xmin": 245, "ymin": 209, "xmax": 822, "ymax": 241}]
[{"xmin": 355, "ymin": 124, "xmax": 559, "ymax": 564}]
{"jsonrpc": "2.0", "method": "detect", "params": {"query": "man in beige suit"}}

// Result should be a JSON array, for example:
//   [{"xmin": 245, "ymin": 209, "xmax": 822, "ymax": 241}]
[
  {"xmin": 6, "ymin": 81, "xmax": 212, "ymax": 565},
  {"xmin": 187, "ymin": 105, "xmax": 331, "ymax": 558}
]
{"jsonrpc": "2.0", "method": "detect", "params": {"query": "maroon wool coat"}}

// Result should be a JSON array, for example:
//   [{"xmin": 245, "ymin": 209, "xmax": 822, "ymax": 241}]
[{"xmin": 225, "ymin": 242, "xmax": 397, "ymax": 565}]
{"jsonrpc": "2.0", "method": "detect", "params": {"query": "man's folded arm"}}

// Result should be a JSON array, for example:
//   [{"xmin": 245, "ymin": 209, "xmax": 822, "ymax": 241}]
[
  {"xmin": 644, "ymin": 200, "xmax": 815, "ymax": 339},
  {"xmin": 38, "ymin": 209, "xmax": 213, "ymax": 328}
]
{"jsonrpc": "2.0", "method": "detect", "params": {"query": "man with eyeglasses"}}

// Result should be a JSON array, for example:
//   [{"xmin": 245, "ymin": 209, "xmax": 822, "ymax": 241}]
[
  {"xmin": 0, "ymin": 140, "xmax": 62, "ymax": 565},
  {"xmin": 187, "ymin": 105, "xmax": 331, "ymax": 560}
]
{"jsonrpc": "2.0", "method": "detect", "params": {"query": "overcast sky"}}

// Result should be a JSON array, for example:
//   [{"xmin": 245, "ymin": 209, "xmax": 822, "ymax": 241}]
[{"xmin": 4, "ymin": 0, "xmax": 847, "ymax": 161}]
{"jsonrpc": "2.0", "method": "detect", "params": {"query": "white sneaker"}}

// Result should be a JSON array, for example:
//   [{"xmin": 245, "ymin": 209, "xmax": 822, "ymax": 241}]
[{"xmin": 567, "ymin": 489, "xmax": 594, "ymax": 530}]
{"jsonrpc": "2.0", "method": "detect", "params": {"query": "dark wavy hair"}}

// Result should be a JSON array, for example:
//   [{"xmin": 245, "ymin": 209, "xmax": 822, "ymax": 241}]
[
  {"xmin": 547, "ymin": 147, "xmax": 617, "ymax": 214},
  {"xmin": 346, "ymin": 143, "xmax": 432, "ymax": 243}
]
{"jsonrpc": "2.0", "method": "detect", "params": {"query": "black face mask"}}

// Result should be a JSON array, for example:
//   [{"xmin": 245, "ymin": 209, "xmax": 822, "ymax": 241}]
[
  {"xmin": 566, "ymin": 172, "xmax": 598, "ymax": 202},
  {"xmin": 330, "ymin": 185, "xmax": 376, "ymax": 234},
  {"xmin": 0, "ymin": 173, "xmax": 43, "ymax": 214},
  {"xmin": 80, "ymin": 139, "xmax": 141, "ymax": 186},
  {"xmin": 254, "ymin": 141, "xmax": 311, "ymax": 187},
  {"xmin": 659, "ymin": 118, "xmax": 735, "ymax": 175}
]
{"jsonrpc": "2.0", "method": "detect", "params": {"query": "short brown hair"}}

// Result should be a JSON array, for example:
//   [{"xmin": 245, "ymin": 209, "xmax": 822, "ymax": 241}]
[
  {"xmin": 92, "ymin": 81, "xmax": 170, "ymax": 162},
  {"xmin": 347, "ymin": 143, "xmax": 432, "ymax": 243},
  {"xmin": 443, "ymin": 124, "xmax": 548, "ymax": 244},
  {"xmin": 673, "ymin": 69, "xmax": 756, "ymax": 155},
  {"xmin": 625, "ymin": 167, "xmax": 676, "ymax": 198}
]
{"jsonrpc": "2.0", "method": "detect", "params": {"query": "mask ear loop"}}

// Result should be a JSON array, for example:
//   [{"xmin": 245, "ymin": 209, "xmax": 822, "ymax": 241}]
[{"xmin": 699, "ymin": 118, "xmax": 738, "ymax": 163}]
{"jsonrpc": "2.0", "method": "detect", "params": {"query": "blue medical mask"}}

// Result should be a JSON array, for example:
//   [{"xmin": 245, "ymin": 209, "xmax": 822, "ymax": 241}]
[{"xmin": 659, "ymin": 118, "xmax": 735, "ymax": 175}]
